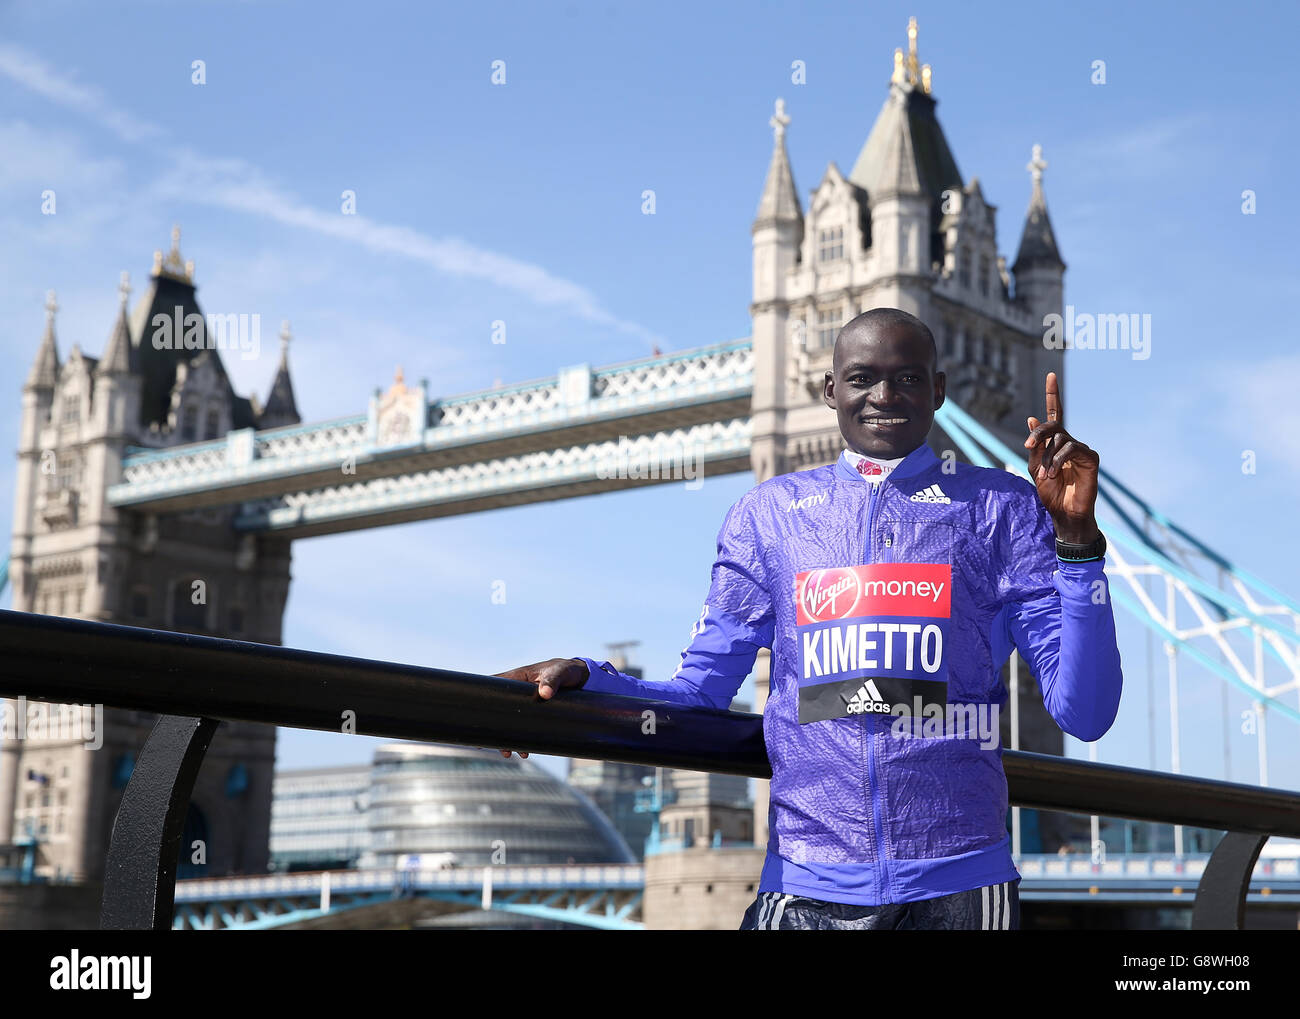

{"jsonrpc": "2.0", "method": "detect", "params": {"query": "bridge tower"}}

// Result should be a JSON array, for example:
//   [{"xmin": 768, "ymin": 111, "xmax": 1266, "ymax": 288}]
[
  {"xmin": 746, "ymin": 19, "xmax": 1069, "ymax": 849},
  {"xmin": 1, "ymin": 229, "xmax": 300, "ymax": 885}
]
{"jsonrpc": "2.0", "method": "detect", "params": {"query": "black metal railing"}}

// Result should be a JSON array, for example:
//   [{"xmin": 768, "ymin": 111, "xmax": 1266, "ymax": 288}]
[{"xmin": 1, "ymin": 608, "xmax": 1297, "ymax": 930}]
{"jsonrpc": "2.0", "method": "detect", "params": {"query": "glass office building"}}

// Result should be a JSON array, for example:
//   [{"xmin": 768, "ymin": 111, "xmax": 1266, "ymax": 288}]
[
  {"xmin": 360, "ymin": 744, "xmax": 634, "ymax": 869},
  {"xmin": 271, "ymin": 744, "xmax": 634, "ymax": 872},
  {"xmin": 269, "ymin": 764, "xmax": 371, "ymax": 872}
]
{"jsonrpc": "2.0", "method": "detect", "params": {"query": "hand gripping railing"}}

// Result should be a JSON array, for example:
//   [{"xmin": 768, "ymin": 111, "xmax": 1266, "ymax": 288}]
[{"xmin": 0, "ymin": 609, "xmax": 1296, "ymax": 930}]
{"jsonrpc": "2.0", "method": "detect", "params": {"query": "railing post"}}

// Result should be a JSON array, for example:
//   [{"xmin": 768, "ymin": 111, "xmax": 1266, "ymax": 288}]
[
  {"xmin": 99, "ymin": 715, "xmax": 220, "ymax": 931},
  {"xmin": 1191, "ymin": 832, "xmax": 1269, "ymax": 930}
]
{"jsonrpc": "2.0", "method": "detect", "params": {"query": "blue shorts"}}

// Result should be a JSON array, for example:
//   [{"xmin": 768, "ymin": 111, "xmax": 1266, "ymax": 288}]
[{"xmin": 740, "ymin": 878, "xmax": 1020, "ymax": 930}]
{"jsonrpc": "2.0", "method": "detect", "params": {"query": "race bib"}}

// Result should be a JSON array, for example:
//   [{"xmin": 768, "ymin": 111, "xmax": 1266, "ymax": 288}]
[{"xmin": 795, "ymin": 563, "xmax": 951, "ymax": 724}]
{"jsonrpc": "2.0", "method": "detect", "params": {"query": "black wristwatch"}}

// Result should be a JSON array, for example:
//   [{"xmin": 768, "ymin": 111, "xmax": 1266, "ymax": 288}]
[{"xmin": 1055, "ymin": 531, "xmax": 1107, "ymax": 563}]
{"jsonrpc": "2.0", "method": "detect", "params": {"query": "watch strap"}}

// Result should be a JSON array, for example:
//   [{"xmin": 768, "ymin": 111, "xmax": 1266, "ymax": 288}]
[{"xmin": 1056, "ymin": 531, "xmax": 1106, "ymax": 562}]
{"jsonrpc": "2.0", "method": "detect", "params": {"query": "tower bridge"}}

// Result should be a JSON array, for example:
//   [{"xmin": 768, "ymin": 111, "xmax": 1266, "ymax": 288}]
[
  {"xmin": 3, "ymin": 19, "xmax": 1297, "ymax": 929},
  {"xmin": 105, "ymin": 340, "xmax": 755, "ymax": 538}
]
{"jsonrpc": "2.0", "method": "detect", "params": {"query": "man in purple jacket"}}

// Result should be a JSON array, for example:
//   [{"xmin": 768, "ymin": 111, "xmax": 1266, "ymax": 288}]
[{"xmin": 499, "ymin": 307, "xmax": 1123, "ymax": 930}]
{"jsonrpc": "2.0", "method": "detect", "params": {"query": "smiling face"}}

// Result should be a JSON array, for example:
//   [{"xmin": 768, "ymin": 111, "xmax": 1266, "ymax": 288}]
[{"xmin": 824, "ymin": 317, "xmax": 946, "ymax": 459}]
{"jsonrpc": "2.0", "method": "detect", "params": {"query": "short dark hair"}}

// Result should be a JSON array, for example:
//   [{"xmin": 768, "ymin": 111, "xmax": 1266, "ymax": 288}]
[{"xmin": 836, "ymin": 307, "xmax": 938, "ymax": 369}]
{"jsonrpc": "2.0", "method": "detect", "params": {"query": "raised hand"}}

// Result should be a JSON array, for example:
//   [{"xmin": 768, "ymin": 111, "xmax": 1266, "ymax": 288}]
[{"xmin": 1023, "ymin": 372, "xmax": 1101, "ymax": 544}]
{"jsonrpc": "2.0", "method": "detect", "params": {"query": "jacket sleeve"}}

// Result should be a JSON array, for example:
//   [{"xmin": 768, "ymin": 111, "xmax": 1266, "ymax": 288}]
[
  {"xmin": 576, "ymin": 492, "xmax": 776, "ymax": 711},
  {"xmin": 996, "ymin": 481, "xmax": 1124, "ymax": 742}
]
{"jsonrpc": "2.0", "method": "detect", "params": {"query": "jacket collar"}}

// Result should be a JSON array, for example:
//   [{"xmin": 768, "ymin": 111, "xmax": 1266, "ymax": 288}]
[{"xmin": 833, "ymin": 441, "xmax": 939, "ymax": 484}]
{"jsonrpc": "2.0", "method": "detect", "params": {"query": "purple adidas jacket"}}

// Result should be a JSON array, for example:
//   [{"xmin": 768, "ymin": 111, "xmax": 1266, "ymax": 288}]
[{"xmin": 577, "ymin": 441, "xmax": 1123, "ymax": 906}]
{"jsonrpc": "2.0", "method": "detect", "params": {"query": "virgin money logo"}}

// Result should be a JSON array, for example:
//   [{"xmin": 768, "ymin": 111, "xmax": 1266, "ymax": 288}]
[
  {"xmin": 795, "ymin": 563, "xmax": 952, "ymax": 627},
  {"xmin": 800, "ymin": 568, "xmax": 861, "ymax": 622}
]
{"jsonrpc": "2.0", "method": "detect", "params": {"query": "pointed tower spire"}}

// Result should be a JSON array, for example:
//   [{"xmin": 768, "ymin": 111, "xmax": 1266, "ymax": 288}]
[
  {"xmin": 153, "ymin": 224, "xmax": 195, "ymax": 283},
  {"xmin": 98, "ymin": 271, "xmax": 136, "ymax": 376},
  {"xmin": 906, "ymin": 16, "xmax": 920, "ymax": 86},
  {"xmin": 278, "ymin": 319, "xmax": 292, "ymax": 369},
  {"xmin": 754, "ymin": 98, "xmax": 803, "ymax": 226},
  {"xmin": 850, "ymin": 18, "xmax": 959, "ymax": 203},
  {"xmin": 890, "ymin": 18, "xmax": 933, "ymax": 94},
  {"xmin": 1012, "ymin": 144, "xmax": 1065, "ymax": 273},
  {"xmin": 26, "ymin": 290, "xmax": 61, "ymax": 390},
  {"xmin": 260, "ymin": 320, "xmax": 300, "ymax": 427}
]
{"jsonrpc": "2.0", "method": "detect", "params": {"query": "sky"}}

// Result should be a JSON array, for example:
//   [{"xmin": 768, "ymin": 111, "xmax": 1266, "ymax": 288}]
[{"xmin": 1, "ymin": 0, "xmax": 1297, "ymax": 796}]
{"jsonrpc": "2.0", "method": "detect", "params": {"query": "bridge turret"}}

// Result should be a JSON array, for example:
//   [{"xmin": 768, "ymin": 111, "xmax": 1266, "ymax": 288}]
[
  {"xmin": 94, "ymin": 271, "xmax": 143, "ymax": 442},
  {"xmin": 259, "ymin": 321, "xmax": 301, "ymax": 429},
  {"xmin": 25, "ymin": 290, "xmax": 61, "ymax": 392},
  {"xmin": 3, "ymin": 292, "xmax": 64, "ymax": 850},
  {"xmin": 1012, "ymin": 144, "xmax": 1066, "ymax": 310},
  {"xmin": 15, "ymin": 293, "xmax": 61, "ymax": 548},
  {"xmin": 1012, "ymin": 144, "xmax": 1066, "ymax": 395},
  {"xmin": 750, "ymin": 97, "xmax": 803, "ymax": 482},
  {"xmin": 848, "ymin": 17, "xmax": 960, "ymax": 309},
  {"xmin": 6, "ymin": 235, "xmax": 288, "ymax": 887}
]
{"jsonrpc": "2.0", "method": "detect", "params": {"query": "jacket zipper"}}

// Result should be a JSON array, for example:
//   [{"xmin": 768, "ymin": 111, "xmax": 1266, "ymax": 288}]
[{"xmin": 862, "ymin": 479, "xmax": 892, "ymax": 902}]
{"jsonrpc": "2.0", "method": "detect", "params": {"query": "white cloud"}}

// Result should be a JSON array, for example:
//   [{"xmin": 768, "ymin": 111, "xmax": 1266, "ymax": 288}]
[
  {"xmin": 0, "ymin": 118, "xmax": 126, "ymax": 191},
  {"xmin": 1222, "ymin": 353, "xmax": 1300, "ymax": 474},
  {"xmin": 0, "ymin": 42, "xmax": 663, "ymax": 347},
  {"xmin": 1061, "ymin": 113, "xmax": 1211, "ymax": 182},
  {"xmin": 0, "ymin": 119, "xmax": 136, "ymax": 254},
  {"xmin": 0, "ymin": 44, "xmax": 161, "ymax": 143},
  {"xmin": 149, "ymin": 150, "xmax": 663, "ymax": 345}
]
